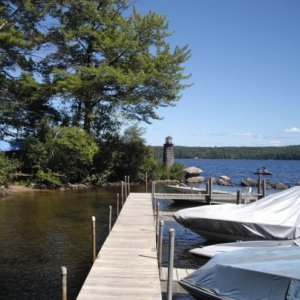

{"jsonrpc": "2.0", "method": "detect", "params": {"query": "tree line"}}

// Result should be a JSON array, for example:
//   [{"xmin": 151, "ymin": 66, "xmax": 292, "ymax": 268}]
[
  {"xmin": 152, "ymin": 145, "xmax": 300, "ymax": 160},
  {"xmin": 0, "ymin": 0, "xmax": 190, "ymax": 187}
]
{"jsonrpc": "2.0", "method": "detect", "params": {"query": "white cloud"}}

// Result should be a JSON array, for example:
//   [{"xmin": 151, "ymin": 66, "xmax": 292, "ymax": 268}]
[
  {"xmin": 269, "ymin": 139, "xmax": 282, "ymax": 146},
  {"xmin": 233, "ymin": 132, "xmax": 264, "ymax": 139},
  {"xmin": 284, "ymin": 127, "xmax": 300, "ymax": 133},
  {"xmin": 233, "ymin": 132, "xmax": 253, "ymax": 137},
  {"xmin": 191, "ymin": 131, "xmax": 228, "ymax": 137}
]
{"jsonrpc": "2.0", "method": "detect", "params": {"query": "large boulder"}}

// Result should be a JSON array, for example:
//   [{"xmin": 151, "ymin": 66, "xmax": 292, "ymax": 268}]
[
  {"xmin": 186, "ymin": 176, "xmax": 205, "ymax": 183},
  {"xmin": 218, "ymin": 175, "xmax": 232, "ymax": 186},
  {"xmin": 241, "ymin": 178, "xmax": 257, "ymax": 187},
  {"xmin": 184, "ymin": 166, "xmax": 203, "ymax": 178},
  {"xmin": 272, "ymin": 182, "xmax": 289, "ymax": 190}
]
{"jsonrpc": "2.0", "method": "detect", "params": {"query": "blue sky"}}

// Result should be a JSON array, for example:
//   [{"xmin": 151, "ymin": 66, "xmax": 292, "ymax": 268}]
[{"xmin": 136, "ymin": 0, "xmax": 300, "ymax": 147}]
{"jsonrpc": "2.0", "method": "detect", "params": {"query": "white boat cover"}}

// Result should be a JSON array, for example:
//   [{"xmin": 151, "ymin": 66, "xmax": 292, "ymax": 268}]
[
  {"xmin": 174, "ymin": 186, "xmax": 300, "ymax": 241},
  {"xmin": 180, "ymin": 247, "xmax": 300, "ymax": 300},
  {"xmin": 189, "ymin": 239, "xmax": 300, "ymax": 258}
]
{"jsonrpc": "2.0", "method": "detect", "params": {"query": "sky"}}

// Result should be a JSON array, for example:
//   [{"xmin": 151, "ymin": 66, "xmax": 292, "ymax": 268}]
[{"xmin": 135, "ymin": 0, "xmax": 300, "ymax": 147}]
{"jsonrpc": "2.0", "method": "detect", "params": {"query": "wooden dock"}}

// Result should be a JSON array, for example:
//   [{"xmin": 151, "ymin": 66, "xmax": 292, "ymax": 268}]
[
  {"xmin": 77, "ymin": 193, "xmax": 162, "ymax": 300},
  {"xmin": 154, "ymin": 192, "xmax": 259, "ymax": 204}
]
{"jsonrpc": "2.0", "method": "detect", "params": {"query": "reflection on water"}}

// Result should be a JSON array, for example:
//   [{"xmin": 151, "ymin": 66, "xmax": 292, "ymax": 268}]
[
  {"xmin": 0, "ymin": 185, "xmax": 204, "ymax": 300},
  {"xmin": 2, "ymin": 162, "xmax": 290, "ymax": 300},
  {"xmin": 0, "ymin": 187, "xmax": 122, "ymax": 299}
]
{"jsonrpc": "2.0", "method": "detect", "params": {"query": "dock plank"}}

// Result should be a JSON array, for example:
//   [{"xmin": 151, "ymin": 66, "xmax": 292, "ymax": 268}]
[{"xmin": 77, "ymin": 193, "xmax": 162, "ymax": 299}]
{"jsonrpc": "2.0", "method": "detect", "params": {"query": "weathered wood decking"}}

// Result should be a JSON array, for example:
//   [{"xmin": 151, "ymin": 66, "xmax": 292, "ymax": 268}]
[{"xmin": 77, "ymin": 193, "xmax": 162, "ymax": 300}]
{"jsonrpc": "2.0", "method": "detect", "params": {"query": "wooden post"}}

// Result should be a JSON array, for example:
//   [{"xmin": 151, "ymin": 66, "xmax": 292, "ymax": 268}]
[
  {"xmin": 206, "ymin": 178, "xmax": 213, "ymax": 205},
  {"xmin": 167, "ymin": 228, "xmax": 175, "ymax": 300},
  {"xmin": 109, "ymin": 205, "xmax": 112, "ymax": 233},
  {"xmin": 116, "ymin": 193, "xmax": 120, "ymax": 216},
  {"xmin": 236, "ymin": 189, "xmax": 241, "ymax": 205},
  {"xmin": 158, "ymin": 220, "xmax": 164, "ymax": 272},
  {"xmin": 91, "ymin": 216, "xmax": 96, "ymax": 263},
  {"xmin": 61, "ymin": 266, "xmax": 67, "ymax": 300},
  {"xmin": 257, "ymin": 177, "xmax": 261, "ymax": 195},
  {"xmin": 262, "ymin": 179, "xmax": 266, "ymax": 198},
  {"xmin": 209, "ymin": 177, "xmax": 213, "ymax": 200}
]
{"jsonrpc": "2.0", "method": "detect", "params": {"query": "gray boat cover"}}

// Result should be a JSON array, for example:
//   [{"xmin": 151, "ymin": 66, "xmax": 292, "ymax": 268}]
[
  {"xmin": 180, "ymin": 247, "xmax": 300, "ymax": 300},
  {"xmin": 174, "ymin": 186, "xmax": 300, "ymax": 241}
]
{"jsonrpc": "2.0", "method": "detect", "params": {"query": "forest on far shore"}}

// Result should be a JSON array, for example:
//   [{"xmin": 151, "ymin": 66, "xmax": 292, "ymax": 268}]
[{"xmin": 152, "ymin": 145, "xmax": 300, "ymax": 160}]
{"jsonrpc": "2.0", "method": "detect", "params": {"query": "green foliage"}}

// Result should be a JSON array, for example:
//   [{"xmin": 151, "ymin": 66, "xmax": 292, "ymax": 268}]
[
  {"xmin": 152, "ymin": 145, "xmax": 300, "ymax": 160},
  {"xmin": 0, "ymin": 153, "xmax": 19, "ymax": 186},
  {"xmin": 35, "ymin": 170, "xmax": 62, "ymax": 188},
  {"xmin": 1, "ymin": 0, "xmax": 191, "ymax": 140},
  {"xmin": 95, "ymin": 124, "xmax": 152, "ymax": 182},
  {"xmin": 149, "ymin": 161, "xmax": 184, "ymax": 180},
  {"xmin": 24, "ymin": 126, "xmax": 99, "ymax": 184},
  {"xmin": 1, "ymin": 1, "xmax": 192, "ymax": 185}
]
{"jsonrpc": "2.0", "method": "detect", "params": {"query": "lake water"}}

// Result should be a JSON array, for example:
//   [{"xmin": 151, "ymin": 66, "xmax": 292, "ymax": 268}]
[
  {"xmin": 176, "ymin": 158, "xmax": 300, "ymax": 187},
  {"xmin": 1, "ymin": 159, "xmax": 299, "ymax": 299}
]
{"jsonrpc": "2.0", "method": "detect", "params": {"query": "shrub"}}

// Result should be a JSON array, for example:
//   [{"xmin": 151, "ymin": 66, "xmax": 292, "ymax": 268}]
[
  {"xmin": 24, "ymin": 126, "xmax": 99, "ymax": 184},
  {"xmin": 0, "ymin": 153, "xmax": 20, "ymax": 186}
]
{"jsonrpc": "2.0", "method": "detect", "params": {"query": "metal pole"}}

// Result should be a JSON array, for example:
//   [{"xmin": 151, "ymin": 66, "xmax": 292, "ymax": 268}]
[
  {"xmin": 61, "ymin": 266, "xmax": 67, "ymax": 300},
  {"xmin": 116, "ymin": 193, "xmax": 120, "ymax": 216},
  {"xmin": 152, "ymin": 181, "xmax": 156, "ymax": 213},
  {"xmin": 145, "ymin": 172, "xmax": 148, "ymax": 193},
  {"xmin": 124, "ymin": 176, "xmax": 128, "ymax": 199},
  {"xmin": 167, "ymin": 229, "xmax": 175, "ymax": 300},
  {"xmin": 121, "ymin": 181, "xmax": 124, "ymax": 206},
  {"xmin": 91, "ymin": 216, "xmax": 96, "ymax": 262},
  {"xmin": 109, "ymin": 205, "xmax": 112, "ymax": 233},
  {"xmin": 156, "ymin": 201, "xmax": 160, "ymax": 245},
  {"xmin": 127, "ymin": 175, "xmax": 130, "ymax": 194},
  {"xmin": 158, "ymin": 220, "xmax": 164, "ymax": 272}
]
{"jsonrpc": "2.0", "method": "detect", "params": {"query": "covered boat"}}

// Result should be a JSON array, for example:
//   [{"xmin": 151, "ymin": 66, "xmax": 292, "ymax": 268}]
[
  {"xmin": 165, "ymin": 184, "xmax": 234, "ymax": 195},
  {"xmin": 180, "ymin": 246, "xmax": 300, "ymax": 300},
  {"xmin": 189, "ymin": 238, "xmax": 300, "ymax": 258},
  {"xmin": 174, "ymin": 186, "xmax": 300, "ymax": 241}
]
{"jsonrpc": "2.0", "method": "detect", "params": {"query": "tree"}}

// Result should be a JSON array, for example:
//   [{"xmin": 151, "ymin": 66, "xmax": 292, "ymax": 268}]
[
  {"xmin": 0, "ymin": 152, "xmax": 19, "ymax": 185},
  {"xmin": 0, "ymin": 1, "xmax": 59, "ymax": 138},
  {"xmin": 24, "ymin": 126, "xmax": 99, "ymax": 185},
  {"xmin": 42, "ymin": 0, "xmax": 191, "ymax": 137}
]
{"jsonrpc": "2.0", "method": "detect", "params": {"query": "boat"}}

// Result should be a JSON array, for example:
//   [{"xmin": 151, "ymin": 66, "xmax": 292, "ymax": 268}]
[
  {"xmin": 180, "ymin": 246, "xmax": 300, "ymax": 300},
  {"xmin": 189, "ymin": 238, "xmax": 300, "ymax": 258},
  {"xmin": 174, "ymin": 186, "xmax": 300, "ymax": 241},
  {"xmin": 165, "ymin": 184, "xmax": 234, "ymax": 195},
  {"xmin": 254, "ymin": 167, "xmax": 272, "ymax": 175},
  {"xmin": 165, "ymin": 184, "xmax": 205, "ymax": 194}
]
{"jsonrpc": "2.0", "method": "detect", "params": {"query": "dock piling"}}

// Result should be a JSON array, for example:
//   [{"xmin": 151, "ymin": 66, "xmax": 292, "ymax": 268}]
[
  {"xmin": 61, "ymin": 266, "xmax": 67, "ymax": 300},
  {"xmin": 91, "ymin": 216, "xmax": 96, "ymax": 262},
  {"xmin": 116, "ymin": 193, "xmax": 119, "ymax": 216},
  {"xmin": 167, "ymin": 228, "xmax": 175, "ymax": 300},
  {"xmin": 236, "ymin": 189, "xmax": 241, "ymax": 204},
  {"xmin": 109, "ymin": 205, "xmax": 112, "ymax": 233},
  {"xmin": 158, "ymin": 220, "xmax": 164, "ymax": 274},
  {"xmin": 145, "ymin": 172, "xmax": 148, "ymax": 193},
  {"xmin": 262, "ymin": 179, "xmax": 266, "ymax": 198}
]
